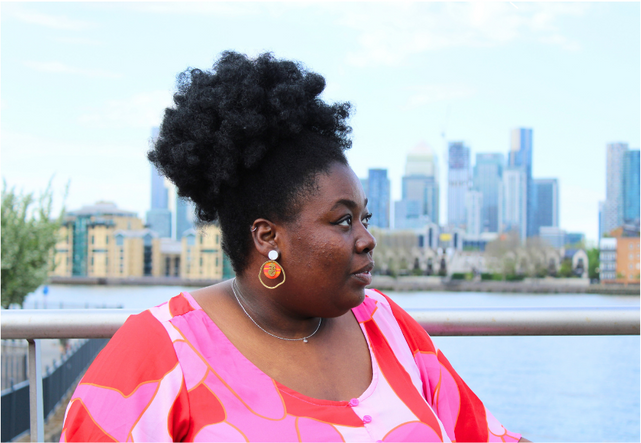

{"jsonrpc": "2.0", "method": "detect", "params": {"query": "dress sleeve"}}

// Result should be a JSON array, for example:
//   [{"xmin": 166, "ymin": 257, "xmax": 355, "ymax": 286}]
[
  {"xmin": 60, "ymin": 310, "xmax": 190, "ymax": 442},
  {"xmin": 377, "ymin": 291, "xmax": 522, "ymax": 443}
]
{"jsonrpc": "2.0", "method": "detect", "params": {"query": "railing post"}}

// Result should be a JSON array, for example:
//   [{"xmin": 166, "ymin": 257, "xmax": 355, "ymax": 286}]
[{"xmin": 27, "ymin": 339, "xmax": 44, "ymax": 442}]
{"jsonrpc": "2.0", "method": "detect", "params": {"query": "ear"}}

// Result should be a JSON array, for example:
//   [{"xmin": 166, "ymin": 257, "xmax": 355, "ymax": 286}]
[{"xmin": 251, "ymin": 218, "xmax": 281, "ymax": 258}]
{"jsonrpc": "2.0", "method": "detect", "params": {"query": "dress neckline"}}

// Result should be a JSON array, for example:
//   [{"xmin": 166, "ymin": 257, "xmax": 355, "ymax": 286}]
[{"xmin": 179, "ymin": 290, "xmax": 379, "ymax": 406}]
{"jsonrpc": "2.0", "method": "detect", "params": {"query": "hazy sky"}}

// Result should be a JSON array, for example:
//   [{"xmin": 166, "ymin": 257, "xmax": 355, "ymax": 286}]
[{"xmin": 2, "ymin": 2, "xmax": 639, "ymax": 243}]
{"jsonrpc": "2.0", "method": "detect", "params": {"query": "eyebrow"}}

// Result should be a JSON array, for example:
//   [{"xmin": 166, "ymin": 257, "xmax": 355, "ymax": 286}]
[{"xmin": 331, "ymin": 198, "xmax": 368, "ymax": 212}]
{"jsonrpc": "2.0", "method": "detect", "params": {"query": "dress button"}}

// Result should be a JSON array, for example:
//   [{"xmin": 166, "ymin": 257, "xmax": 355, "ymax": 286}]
[
  {"xmin": 349, "ymin": 398, "xmax": 359, "ymax": 407},
  {"xmin": 363, "ymin": 415, "xmax": 372, "ymax": 424}
]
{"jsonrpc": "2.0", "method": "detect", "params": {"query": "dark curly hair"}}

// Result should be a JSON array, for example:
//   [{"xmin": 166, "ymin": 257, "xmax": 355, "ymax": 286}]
[{"xmin": 148, "ymin": 51, "xmax": 352, "ymax": 274}]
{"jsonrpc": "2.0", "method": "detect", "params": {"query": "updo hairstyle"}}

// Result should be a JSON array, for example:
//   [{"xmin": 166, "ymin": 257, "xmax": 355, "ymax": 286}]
[{"xmin": 148, "ymin": 51, "xmax": 353, "ymax": 274}]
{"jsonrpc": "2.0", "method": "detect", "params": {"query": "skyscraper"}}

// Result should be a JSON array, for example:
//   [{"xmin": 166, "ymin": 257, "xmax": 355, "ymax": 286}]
[
  {"xmin": 473, "ymin": 153, "xmax": 504, "ymax": 233},
  {"xmin": 447, "ymin": 142, "xmax": 470, "ymax": 228},
  {"xmin": 508, "ymin": 128, "xmax": 533, "ymax": 237},
  {"xmin": 366, "ymin": 169, "xmax": 390, "ymax": 228},
  {"xmin": 146, "ymin": 127, "xmax": 172, "ymax": 238},
  {"xmin": 623, "ymin": 149, "xmax": 640, "ymax": 224},
  {"xmin": 465, "ymin": 190, "xmax": 483, "ymax": 237},
  {"xmin": 604, "ymin": 142, "xmax": 628, "ymax": 233},
  {"xmin": 394, "ymin": 142, "xmax": 439, "ymax": 229},
  {"xmin": 175, "ymin": 196, "xmax": 194, "ymax": 240},
  {"xmin": 532, "ymin": 178, "xmax": 559, "ymax": 236},
  {"xmin": 499, "ymin": 167, "xmax": 527, "ymax": 240}
]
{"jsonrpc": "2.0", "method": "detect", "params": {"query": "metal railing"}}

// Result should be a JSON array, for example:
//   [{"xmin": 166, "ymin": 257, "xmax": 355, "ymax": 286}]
[{"xmin": 1, "ymin": 307, "xmax": 639, "ymax": 441}]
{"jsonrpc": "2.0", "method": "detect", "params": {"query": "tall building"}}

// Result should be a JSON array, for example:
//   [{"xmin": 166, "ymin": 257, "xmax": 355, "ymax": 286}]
[
  {"xmin": 175, "ymin": 196, "xmax": 194, "ymax": 240},
  {"xmin": 465, "ymin": 190, "xmax": 483, "ymax": 238},
  {"xmin": 146, "ymin": 127, "xmax": 172, "ymax": 238},
  {"xmin": 508, "ymin": 128, "xmax": 534, "ymax": 237},
  {"xmin": 603, "ymin": 142, "xmax": 628, "ymax": 233},
  {"xmin": 473, "ymin": 153, "xmax": 504, "ymax": 232},
  {"xmin": 598, "ymin": 201, "xmax": 607, "ymax": 241},
  {"xmin": 366, "ymin": 169, "xmax": 390, "ymax": 228},
  {"xmin": 532, "ymin": 178, "xmax": 559, "ymax": 236},
  {"xmin": 499, "ymin": 167, "xmax": 527, "ymax": 240},
  {"xmin": 394, "ymin": 143, "xmax": 439, "ymax": 229},
  {"xmin": 447, "ymin": 142, "xmax": 470, "ymax": 228},
  {"xmin": 623, "ymin": 149, "xmax": 640, "ymax": 224}
]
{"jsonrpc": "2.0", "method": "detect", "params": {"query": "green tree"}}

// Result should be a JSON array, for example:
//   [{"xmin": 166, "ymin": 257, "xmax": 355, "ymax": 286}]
[
  {"xmin": 587, "ymin": 247, "xmax": 600, "ymax": 280},
  {"xmin": 558, "ymin": 258, "xmax": 574, "ymax": 278},
  {"xmin": 1, "ymin": 181, "xmax": 65, "ymax": 308}
]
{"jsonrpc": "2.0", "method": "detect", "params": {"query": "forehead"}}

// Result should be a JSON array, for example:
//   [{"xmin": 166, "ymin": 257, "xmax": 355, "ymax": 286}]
[{"xmin": 300, "ymin": 163, "xmax": 366, "ymax": 214}]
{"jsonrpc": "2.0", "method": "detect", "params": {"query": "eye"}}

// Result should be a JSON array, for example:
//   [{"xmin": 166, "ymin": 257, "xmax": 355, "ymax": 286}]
[
  {"xmin": 337, "ymin": 216, "xmax": 352, "ymax": 227},
  {"xmin": 362, "ymin": 213, "xmax": 372, "ymax": 228}
]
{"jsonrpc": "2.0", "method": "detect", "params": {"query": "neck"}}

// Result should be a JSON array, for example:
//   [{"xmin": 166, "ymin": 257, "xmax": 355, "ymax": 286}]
[{"xmin": 232, "ymin": 277, "xmax": 322, "ymax": 340}]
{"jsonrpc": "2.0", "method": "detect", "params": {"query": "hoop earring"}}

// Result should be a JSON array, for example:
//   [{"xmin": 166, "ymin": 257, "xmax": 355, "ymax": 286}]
[{"xmin": 259, "ymin": 250, "xmax": 286, "ymax": 289}]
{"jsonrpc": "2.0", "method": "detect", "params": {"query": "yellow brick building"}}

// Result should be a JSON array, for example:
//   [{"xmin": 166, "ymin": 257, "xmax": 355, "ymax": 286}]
[
  {"xmin": 51, "ymin": 201, "xmax": 144, "ymax": 278},
  {"xmin": 181, "ymin": 225, "xmax": 224, "ymax": 280},
  {"xmin": 51, "ymin": 202, "xmax": 225, "ymax": 281}
]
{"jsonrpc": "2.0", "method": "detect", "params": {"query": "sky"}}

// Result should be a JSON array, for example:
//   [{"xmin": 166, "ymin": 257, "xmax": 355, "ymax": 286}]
[{"xmin": 2, "ymin": 1, "xmax": 639, "ymax": 244}]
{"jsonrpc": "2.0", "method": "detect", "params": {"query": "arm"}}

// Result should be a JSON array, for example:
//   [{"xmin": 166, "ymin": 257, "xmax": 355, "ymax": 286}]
[{"xmin": 60, "ymin": 310, "xmax": 189, "ymax": 442}]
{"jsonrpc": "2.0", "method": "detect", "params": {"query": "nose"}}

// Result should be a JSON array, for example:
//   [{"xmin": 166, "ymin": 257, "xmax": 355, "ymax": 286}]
[{"xmin": 356, "ymin": 225, "xmax": 376, "ymax": 254}]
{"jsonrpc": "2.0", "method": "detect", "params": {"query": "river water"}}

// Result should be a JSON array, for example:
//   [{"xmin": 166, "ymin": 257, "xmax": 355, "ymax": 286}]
[{"xmin": 23, "ymin": 285, "xmax": 640, "ymax": 442}]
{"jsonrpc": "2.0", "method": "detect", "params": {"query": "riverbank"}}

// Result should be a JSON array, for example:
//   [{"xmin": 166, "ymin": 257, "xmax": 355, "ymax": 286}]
[{"xmin": 48, "ymin": 276, "xmax": 640, "ymax": 295}]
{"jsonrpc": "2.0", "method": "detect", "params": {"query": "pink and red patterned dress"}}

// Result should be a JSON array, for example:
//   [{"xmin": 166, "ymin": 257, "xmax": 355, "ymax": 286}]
[{"xmin": 61, "ymin": 289, "xmax": 521, "ymax": 442}]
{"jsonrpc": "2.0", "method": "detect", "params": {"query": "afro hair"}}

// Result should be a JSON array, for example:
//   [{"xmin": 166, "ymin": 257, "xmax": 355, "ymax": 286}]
[{"xmin": 148, "ymin": 51, "xmax": 352, "ymax": 274}]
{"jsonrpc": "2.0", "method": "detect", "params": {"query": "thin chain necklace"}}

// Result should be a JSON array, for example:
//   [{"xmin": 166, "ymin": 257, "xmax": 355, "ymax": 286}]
[{"xmin": 231, "ymin": 278, "xmax": 322, "ymax": 344}]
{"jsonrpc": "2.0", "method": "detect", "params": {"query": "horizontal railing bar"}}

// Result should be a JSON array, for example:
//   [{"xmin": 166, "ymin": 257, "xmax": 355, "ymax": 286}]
[
  {"xmin": 410, "ymin": 306, "xmax": 639, "ymax": 336},
  {"xmin": 1, "ymin": 307, "xmax": 639, "ymax": 338},
  {"xmin": 2, "ymin": 310, "xmax": 137, "ymax": 339}
]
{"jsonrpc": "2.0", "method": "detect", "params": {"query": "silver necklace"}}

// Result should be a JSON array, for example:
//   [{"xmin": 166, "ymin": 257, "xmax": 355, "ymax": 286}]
[{"xmin": 231, "ymin": 278, "xmax": 322, "ymax": 343}]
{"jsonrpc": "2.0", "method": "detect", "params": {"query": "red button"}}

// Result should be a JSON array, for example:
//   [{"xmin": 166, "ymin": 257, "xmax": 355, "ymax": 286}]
[
  {"xmin": 349, "ymin": 398, "xmax": 359, "ymax": 407},
  {"xmin": 363, "ymin": 415, "xmax": 372, "ymax": 424}
]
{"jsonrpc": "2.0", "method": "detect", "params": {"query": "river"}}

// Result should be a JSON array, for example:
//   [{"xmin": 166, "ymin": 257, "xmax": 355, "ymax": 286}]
[{"xmin": 22, "ymin": 285, "xmax": 640, "ymax": 442}]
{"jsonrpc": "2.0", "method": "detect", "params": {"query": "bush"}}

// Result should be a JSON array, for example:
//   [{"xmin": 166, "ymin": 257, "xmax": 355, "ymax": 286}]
[
  {"xmin": 451, "ymin": 272, "xmax": 466, "ymax": 280},
  {"xmin": 505, "ymin": 274, "xmax": 525, "ymax": 281},
  {"xmin": 480, "ymin": 273, "xmax": 495, "ymax": 281}
]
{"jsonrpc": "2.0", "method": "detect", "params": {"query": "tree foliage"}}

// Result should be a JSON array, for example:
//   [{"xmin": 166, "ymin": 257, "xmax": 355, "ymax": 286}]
[
  {"xmin": 485, "ymin": 231, "xmax": 556, "ymax": 278},
  {"xmin": 1, "ymin": 181, "xmax": 65, "ymax": 308},
  {"xmin": 587, "ymin": 247, "xmax": 600, "ymax": 280}
]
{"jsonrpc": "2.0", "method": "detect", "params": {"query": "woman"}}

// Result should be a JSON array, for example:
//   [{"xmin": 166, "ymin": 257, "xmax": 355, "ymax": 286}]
[{"xmin": 61, "ymin": 51, "xmax": 527, "ymax": 442}]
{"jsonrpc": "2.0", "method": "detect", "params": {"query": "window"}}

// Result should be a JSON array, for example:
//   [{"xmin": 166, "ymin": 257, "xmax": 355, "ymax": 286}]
[
  {"xmin": 91, "ymin": 235, "xmax": 95, "ymax": 245},
  {"xmin": 106, "ymin": 236, "xmax": 109, "ymax": 245}
]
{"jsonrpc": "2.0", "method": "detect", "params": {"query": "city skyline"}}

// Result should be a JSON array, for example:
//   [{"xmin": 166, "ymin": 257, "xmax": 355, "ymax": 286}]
[{"xmin": 1, "ymin": 2, "xmax": 639, "ymax": 244}]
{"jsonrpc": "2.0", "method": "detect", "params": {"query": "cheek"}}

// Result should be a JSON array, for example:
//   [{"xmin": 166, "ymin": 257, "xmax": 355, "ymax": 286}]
[{"xmin": 292, "ymin": 236, "xmax": 348, "ymax": 270}]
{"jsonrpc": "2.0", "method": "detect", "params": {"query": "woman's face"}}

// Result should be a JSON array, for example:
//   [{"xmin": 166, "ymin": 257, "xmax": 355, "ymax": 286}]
[{"xmin": 276, "ymin": 162, "xmax": 376, "ymax": 318}]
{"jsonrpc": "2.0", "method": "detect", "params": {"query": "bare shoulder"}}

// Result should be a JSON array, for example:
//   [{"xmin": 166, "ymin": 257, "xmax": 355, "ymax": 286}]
[{"xmin": 189, "ymin": 280, "xmax": 236, "ymax": 322}]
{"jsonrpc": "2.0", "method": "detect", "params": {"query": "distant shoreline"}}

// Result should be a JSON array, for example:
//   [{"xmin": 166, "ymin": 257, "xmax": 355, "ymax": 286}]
[{"xmin": 47, "ymin": 276, "xmax": 640, "ymax": 296}]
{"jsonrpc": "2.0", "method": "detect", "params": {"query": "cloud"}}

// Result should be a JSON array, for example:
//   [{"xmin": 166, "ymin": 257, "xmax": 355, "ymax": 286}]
[
  {"xmin": 326, "ymin": 2, "xmax": 587, "ymax": 67},
  {"xmin": 403, "ymin": 84, "xmax": 477, "ymax": 109},
  {"xmin": 78, "ymin": 90, "xmax": 174, "ymax": 130},
  {"xmin": 24, "ymin": 61, "xmax": 122, "ymax": 79},
  {"xmin": 54, "ymin": 36, "xmax": 103, "ymax": 46},
  {"xmin": 12, "ymin": 10, "xmax": 95, "ymax": 31},
  {"xmin": 118, "ymin": 2, "xmax": 259, "ymax": 16}
]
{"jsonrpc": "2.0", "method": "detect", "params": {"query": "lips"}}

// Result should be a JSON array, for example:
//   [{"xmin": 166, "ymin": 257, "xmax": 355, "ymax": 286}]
[{"xmin": 351, "ymin": 262, "xmax": 374, "ymax": 286}]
